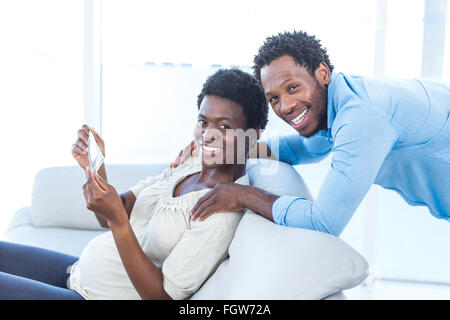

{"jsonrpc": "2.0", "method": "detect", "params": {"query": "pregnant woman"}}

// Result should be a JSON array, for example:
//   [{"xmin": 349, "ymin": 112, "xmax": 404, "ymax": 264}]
[{"xmin": 0, "ymin": 68, "xmax": 268, "ymax": 299}]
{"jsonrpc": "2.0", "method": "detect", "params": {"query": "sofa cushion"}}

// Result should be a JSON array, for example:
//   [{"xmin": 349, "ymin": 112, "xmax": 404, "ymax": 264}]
[
  {"xmin": 30, "ymin": 164, "xmax": 167, "ymax": 230},
  {"xmin": 3, "ymin": 224, "xmax": 104, "ymax": 257},
  {"xmin": 192, "ymin": 158, "xmax": 368, "ymax": 299}
]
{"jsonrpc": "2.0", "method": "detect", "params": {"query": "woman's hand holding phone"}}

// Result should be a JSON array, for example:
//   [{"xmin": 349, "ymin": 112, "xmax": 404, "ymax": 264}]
[{"xmin": 71, "ymin": 124, "xmax": 105, "ymax": 170}]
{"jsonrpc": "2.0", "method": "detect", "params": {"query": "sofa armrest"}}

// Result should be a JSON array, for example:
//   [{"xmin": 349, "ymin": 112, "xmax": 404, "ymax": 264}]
[
  {"xmin": 30, "ymin": 163, "xmax": 168, "ymax": 230},
  {"xmin": 5, "ymin": 207, "xmax": 33, "ymax": 232}
]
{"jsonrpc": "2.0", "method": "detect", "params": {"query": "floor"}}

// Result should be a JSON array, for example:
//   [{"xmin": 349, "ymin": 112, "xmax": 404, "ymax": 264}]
[{"xmin": 344, "ymin": 279, "xmax": 450, "ymax": 300}]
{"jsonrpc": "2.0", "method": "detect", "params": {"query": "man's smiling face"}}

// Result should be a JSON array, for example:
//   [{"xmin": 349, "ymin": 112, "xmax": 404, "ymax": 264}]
[{"xmin": 260, "ymin": 55, "xmax": 331, "ymax": 138}]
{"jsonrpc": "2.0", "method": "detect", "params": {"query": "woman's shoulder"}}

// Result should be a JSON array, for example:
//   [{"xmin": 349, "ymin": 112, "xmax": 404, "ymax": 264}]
[{"xmin": 171, "ymin": 156, "xmax": 202, "ymax": 175}]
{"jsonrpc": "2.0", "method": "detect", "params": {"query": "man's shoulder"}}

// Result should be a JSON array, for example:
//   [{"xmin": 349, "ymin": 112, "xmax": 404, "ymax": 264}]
[{"xmin": 329, "ymin": 72, "xmax": 368, "ymax": 107}]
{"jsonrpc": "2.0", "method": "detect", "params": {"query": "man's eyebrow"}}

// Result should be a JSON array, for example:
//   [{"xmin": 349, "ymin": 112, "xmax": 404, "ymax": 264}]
[{"xmin": 280, "ymin": 77, "xmax": 294, "ymax": 87}]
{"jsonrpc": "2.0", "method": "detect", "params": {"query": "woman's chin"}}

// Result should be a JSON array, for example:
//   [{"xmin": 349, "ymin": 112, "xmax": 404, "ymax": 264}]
[{"xmin": 201, "ymin": 154, "xmax": 225, "ymax": 168}]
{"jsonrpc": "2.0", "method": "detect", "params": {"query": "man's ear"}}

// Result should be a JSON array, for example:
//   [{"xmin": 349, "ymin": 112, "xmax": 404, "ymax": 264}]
[{"xmin": 315, "ymin": 62, "xmax": 331, "ymax": 86}]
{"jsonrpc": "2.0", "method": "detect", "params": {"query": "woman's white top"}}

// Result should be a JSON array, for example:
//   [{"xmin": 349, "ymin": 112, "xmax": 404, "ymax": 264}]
[{"xmin": 68, "ymin": 157, "xmax": 248, "ymax": 300}]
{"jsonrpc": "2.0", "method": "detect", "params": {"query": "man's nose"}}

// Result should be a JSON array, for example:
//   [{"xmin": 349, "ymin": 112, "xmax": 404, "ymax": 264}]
[{"xmin": 280, "ymin": 96, "xmax": 296, "ymax": 115}]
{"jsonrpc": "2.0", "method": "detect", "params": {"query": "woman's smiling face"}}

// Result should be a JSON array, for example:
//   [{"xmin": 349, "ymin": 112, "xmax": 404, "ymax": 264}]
[
  {"xmin": 260, "ymin": 55, "xmax": 330, "ymax": 138},
  {"xmin": 194, "ymin": 95, "xmax": 249, "ymax": 168}
]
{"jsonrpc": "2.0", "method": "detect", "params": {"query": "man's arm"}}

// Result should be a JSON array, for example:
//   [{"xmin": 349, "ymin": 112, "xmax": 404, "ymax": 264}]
[
  {"xmin": 238, "ymin": 186, "xmax": 279, "ymax": 221},
  {"xmin": 272, "ymin": 106, "xmax": 398, "ymax": 236},
  {"xmin": 190, "ymin": 134, "xmax": 331, "ymax": 223},
  {"xmin": 190, "ymin": 184, "xmax": 279, "ymax": 222},
  {"xmin": 264, "ymin": 133, "xmax": 332, "ymax": 165}
]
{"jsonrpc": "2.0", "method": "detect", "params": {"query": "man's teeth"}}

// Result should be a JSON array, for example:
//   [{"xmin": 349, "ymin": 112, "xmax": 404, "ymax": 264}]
[{"xmin": 291, "ymin": 109, "xmax": 308, "ymax": 125}]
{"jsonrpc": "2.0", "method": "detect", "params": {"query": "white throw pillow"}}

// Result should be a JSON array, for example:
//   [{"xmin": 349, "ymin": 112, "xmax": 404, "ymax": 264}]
[
  {"xmin": 191, "ymin": 158, "xmax": 368, "ymax": 299},
  {"xmin": 192, "ymin": 210, "xmax": 368, "ymax": 299}
]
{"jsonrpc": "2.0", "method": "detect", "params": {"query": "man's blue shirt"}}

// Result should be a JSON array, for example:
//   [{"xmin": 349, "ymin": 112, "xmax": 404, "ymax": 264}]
[{"xmin": 267, "ymin": 72, "xmax": 450, "ymax": 236}]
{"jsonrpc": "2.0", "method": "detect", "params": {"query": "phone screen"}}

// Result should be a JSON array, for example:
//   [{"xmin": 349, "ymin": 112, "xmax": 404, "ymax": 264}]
[{"xmin": 88, "ymin": 131, "xmax": 104, "ymax": 172}]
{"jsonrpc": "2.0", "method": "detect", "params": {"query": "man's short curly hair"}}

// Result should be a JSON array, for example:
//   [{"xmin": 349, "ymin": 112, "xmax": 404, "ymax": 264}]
[
  {"xmin": 197, "ymin": 68, "xmax": 268, "ymax": 130},
  {"xmin": 252, "ymin": 30, "xmax": 334, "ymax": 82}
]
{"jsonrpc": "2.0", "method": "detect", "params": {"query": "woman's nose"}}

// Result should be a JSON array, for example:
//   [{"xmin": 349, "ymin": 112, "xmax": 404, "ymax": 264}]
[{"xmin": 202, "ymin": 127, "xmax": 218, "ymax": 142}]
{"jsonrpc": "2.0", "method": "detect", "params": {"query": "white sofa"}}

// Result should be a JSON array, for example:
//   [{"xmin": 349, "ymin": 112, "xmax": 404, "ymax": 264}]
[{"xmin": 2, "ymin": 159, "xmax": 368, "ymax": 299}]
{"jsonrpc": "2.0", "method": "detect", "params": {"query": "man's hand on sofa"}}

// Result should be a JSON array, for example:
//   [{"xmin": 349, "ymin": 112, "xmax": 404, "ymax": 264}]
[{"xmin": 190, "ymin": 184, "xmax": 279, "ymax": 223}]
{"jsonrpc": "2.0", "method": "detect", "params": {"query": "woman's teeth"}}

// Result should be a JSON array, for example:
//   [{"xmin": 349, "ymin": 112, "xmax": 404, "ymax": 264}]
[
  {"xmin": 202, "ymin": 145, "xmax": 221, "ymax": 153},
  {"xmin": 291, "ymin": 108, "xmax": 308, "ymax": 125}
]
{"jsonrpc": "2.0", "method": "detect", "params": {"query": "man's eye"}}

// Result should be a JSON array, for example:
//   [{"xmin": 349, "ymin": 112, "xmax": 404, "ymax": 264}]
[
  {"xmin": 269, "ymin": 97, "xmax": 278, "ymax": 104},
  {"xmin": 288, "ymin": 85, "xmax": 298, "ymax": 92},
  {"xmin": 219, "ymin": 124, "xmax": 231, "ymax": 130},
  {"xmin": 198, "ymin": 120, "xmax": 207, "ymax": 126}
]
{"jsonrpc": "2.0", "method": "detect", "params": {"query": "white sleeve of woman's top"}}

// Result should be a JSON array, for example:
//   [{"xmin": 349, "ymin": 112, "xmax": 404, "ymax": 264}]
[{"xmin": 130, "ymin": 166, "xmax": 176, "ymax": 198}]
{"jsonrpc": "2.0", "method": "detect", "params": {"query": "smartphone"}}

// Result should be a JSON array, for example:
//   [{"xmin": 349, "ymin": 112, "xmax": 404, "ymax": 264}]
[{"xmin": 88, "ymin": 130, "xmax": 104, "ymax": 173}]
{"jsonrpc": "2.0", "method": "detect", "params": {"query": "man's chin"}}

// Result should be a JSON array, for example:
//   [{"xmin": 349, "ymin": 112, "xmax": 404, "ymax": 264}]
[{"xmin": 296, "ymin": 127, "xmax": 316, "ymax": 138}]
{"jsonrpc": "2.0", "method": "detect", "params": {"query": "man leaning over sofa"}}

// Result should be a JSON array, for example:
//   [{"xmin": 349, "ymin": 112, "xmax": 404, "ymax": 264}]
[{"xmin": 172, "ymin": 30, "xmax": 450, "ymax": 237}]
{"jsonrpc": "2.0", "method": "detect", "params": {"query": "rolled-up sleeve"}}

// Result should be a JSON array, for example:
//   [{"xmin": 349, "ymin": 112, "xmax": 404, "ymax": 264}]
[
  {"xmin": 272, "ymin": 105, "xmax": 398, "ymax": 236},
  {"xmin": 162, "ymin": 212, "xmax": 242, "ymax": 300}
]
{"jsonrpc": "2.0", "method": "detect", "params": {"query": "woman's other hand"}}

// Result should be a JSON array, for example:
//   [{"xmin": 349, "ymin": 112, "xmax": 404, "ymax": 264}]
[
  {"xmin": 170, "ymin": 140, "xmax": 198, "ymax": 168},
  {"xmin": 71, "ymin": 124, "xmax": 105, "ymax": 169},
  {"xmin": 82, "ymin": 166, "xmax": 127, "ymax": 228}
]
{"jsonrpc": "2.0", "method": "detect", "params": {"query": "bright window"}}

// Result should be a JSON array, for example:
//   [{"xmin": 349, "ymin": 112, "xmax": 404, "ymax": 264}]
[
  {"xmin": 0, "ymin": 0, "xmax": 84, "ymax": 234},
  {"xmin": 100, "ymin": 0, "xmax": 379, "ymax": 166}
]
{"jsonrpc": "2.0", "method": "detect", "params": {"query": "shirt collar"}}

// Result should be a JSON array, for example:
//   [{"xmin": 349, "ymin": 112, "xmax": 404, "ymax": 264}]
[
  {"xmin": 317, "ymin": 71, "xmax": 337, "ymax": 139},
  {"xmin": 327, "ymin": 72, "xmax": 337, "ymax": 131}
]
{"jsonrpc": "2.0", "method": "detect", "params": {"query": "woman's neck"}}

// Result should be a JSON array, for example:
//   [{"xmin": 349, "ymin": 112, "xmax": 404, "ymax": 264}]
[{"xmin": 197, "ymin": 163, "xmax": 246, "ymax": 188}]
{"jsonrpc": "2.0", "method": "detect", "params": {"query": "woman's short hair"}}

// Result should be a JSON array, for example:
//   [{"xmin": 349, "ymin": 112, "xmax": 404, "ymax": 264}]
[{"xmin": 197, "ymin": 68, "xmax": 268, "ymax": 130}]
